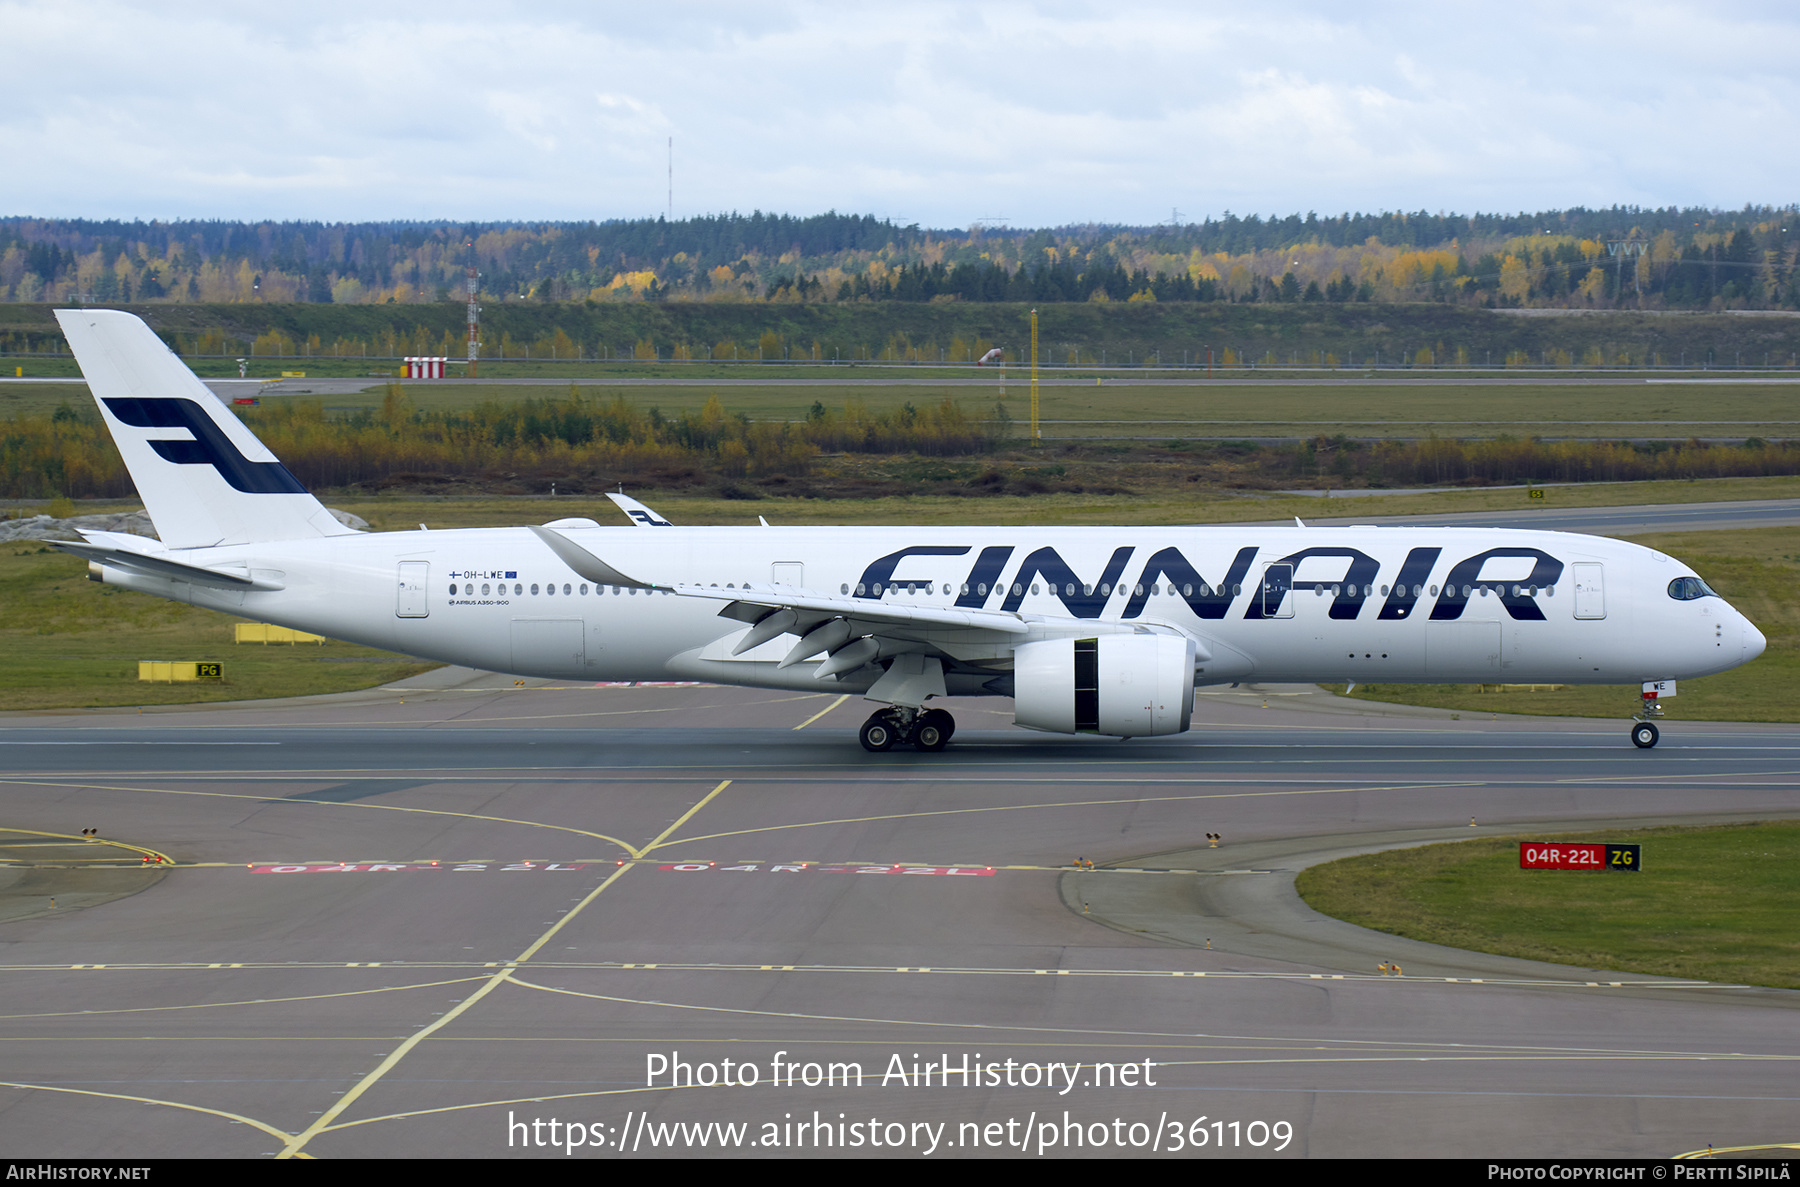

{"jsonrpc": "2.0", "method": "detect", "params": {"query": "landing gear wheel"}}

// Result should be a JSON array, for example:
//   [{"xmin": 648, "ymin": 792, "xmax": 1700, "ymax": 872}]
[
  {"xmin": 913, "ymin": 709, "xmax": 953, "ymax": 752},
  {"xmin": 1631, "ymin": 721, "xmax": 1660, "ymax": 749},
  {"xmin": 859, "ymin": 714, "xmax": 899, "ymax": 752}
]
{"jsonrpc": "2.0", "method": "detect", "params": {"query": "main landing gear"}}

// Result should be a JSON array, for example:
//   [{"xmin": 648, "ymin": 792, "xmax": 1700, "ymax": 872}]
[{"xmin": 859, "ymin": 706, "xmax": 956, "ymax": 753}]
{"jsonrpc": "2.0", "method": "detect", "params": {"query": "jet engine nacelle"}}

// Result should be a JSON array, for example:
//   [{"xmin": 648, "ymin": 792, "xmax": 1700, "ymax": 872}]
[{"xmin": 1012, "ymin": 634, "xmax": 1197, "ymax": 737}]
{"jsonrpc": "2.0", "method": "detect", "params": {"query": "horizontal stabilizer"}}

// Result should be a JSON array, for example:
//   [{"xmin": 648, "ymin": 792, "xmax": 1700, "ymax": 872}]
[{"xmin": 52, "ymin": 536, "xmax": 284, "ymax": 590}]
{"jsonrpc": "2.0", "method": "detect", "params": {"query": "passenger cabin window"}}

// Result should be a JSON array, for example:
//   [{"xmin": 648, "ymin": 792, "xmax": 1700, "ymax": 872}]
[{"xmin": 1668, "ymin": 576, "xmax": 1718, "ymax": 601}]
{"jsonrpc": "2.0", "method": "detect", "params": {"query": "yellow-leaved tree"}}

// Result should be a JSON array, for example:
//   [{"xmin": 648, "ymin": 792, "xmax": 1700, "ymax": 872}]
[
  {"xmin": 1499, "ymin": 256, "xmax": 1531, "ymax": 304},
  {"xmin": 1578, "ymin": 267, "xmax": 1607, "ymax": 304}
]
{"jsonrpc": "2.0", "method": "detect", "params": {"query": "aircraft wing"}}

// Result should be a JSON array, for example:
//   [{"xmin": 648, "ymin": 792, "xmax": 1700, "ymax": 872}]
[
  {"xmin": 530, "ymin": 525, "xmax": 1028, "ymax": 634},
  {"xmin": 530, "ymin": 524, "xmax": 1048, "ymax": 676},
  {"xmin": 700, "ymin": 586, "xmax": 1029, "ymax": 632}
]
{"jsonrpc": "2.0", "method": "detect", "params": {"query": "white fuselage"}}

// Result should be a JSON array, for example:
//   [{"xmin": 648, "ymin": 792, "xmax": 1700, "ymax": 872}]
[{"xmin": 95, "ymin": 522, "xmax": 1765, "ymax": 696}]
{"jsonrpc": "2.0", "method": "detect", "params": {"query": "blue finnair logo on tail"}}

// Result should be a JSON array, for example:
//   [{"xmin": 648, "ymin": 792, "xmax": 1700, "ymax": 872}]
[{"xmin": 103, "ymin": 397, "xmax": 307, "ymax": 495}]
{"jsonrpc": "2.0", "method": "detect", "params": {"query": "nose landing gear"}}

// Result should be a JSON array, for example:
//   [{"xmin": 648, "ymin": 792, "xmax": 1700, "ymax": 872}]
[
  {"xmin": 1630, "ymin": 687, "xmax": 1665, "ymax": 748},
  {"xmin": 858, "ymin": 706, "xmax": 957, "ymax": 753}
]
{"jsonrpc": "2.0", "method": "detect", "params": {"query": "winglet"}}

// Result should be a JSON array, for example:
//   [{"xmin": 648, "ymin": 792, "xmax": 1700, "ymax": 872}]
[{"xmin": 527, "ymin": 525, "xmax": 660, "ymax": 589}]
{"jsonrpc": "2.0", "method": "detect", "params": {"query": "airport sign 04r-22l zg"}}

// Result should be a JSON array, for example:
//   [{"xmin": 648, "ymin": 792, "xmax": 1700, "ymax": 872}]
[{"xmin": 1519, "ymin": 842, "xmax": 1642, "ymax": 872}]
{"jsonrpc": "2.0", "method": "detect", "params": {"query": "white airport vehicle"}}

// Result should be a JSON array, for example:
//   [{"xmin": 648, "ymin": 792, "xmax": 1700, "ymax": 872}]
[{"xmin": 53, "ymin": 310, "xmax": 1766, "ymax": 752}]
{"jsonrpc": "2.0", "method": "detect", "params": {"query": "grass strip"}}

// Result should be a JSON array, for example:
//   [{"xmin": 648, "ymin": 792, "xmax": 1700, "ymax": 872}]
[
  {"xmin": 1295, "ymin": 822, "xmax": 1800, "ymax": 989},
  {"xmin": 0, "ymin": 544, "xmax": 435, "ymax": 711}
]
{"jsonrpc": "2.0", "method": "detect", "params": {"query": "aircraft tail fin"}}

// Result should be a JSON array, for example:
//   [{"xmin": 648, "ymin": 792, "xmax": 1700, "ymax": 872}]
[
  {"xmin": 55, "ymin": 310, "xmax": 356, "ymax": 548},
  {"xmin": 605, "ymin": 492, "xmax": 673, "ymax": 527}
]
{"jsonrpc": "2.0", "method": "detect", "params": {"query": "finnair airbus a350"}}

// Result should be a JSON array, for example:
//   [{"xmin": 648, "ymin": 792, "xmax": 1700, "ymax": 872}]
[{"xmin": 53, "ymin": 310, "xmax": 1765, "ymax": 752}]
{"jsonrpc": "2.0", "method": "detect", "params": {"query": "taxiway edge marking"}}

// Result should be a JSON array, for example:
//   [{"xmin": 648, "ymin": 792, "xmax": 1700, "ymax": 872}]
[
  {"xmin": 793, "ymin": 694, "xmax": 850, "ymax": 731},
  {"xmin": 280, "ymin": 860, "xmax": 637, "ymax": 1156},
  {"xmin": 0, "ymin": 1080, "xmax": 292, "ymax": 1145},
  {"xmin": 640, "ymin": 780, "xmax": 733, "ymax": 855}
]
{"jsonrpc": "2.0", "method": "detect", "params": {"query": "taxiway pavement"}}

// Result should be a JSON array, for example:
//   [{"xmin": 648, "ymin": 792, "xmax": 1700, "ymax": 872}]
[{"xmin": 0, "ymin": 675, "xmax": 1795, "ymax": 1159}]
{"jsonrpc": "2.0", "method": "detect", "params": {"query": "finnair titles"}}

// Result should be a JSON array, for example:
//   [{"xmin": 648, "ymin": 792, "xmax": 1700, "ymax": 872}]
[{"xmin": 52, "ymin": 311, "xmax": 1765, "ymax": 753}]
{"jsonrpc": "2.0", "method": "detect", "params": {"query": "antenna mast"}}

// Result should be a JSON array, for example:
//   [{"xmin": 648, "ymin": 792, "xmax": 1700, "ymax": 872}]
[
  {"xmin": 464, "ymin": 247, "xmax": 481, "ymax": 378},
  {"xmin": 1029, "ymin": 308, "xmax": 1040, "ymax": 444}
]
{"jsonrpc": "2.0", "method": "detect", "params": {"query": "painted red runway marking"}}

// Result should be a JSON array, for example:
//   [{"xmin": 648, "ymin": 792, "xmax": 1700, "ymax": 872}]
[
  {"xmin": 657, "ymin": 862, "xmax": 994, "ymax": 876},
  {"xmin": 250, "ymin": 862, "xmax": 595, "ymax": 873}
]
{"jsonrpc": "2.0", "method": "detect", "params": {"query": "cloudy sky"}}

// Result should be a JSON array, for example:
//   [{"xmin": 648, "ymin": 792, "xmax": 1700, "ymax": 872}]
[{"xmin": 5, "ymin": 1, "xmax": 1796, "ymax": 228}]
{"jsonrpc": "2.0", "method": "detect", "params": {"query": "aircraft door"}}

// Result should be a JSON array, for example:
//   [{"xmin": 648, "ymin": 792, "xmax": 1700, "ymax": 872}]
[
  {"xmin": 771, "ymin": 562, "xmax": 803, "ymax": 587},
  {"xmin": 1572, "ymin": 563, "xmax": 1606, "ymax": 619},
  {"xmin": 396, "ymin": 561, "xmax": 429, "ymax": 618},
  {"xmin": 1259, "ymin": 564, "xmax": 1294, "ymax": 618},
  {"xmin": 511, "ymin": 618, "xmax": 586, "ymax": 675},
  {"xmin": 1426, "ymin": 619, "xmax": 1502, "ymax": 678}
]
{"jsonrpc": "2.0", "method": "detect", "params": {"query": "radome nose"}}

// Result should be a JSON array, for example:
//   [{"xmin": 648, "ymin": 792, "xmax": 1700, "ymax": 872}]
[{"xmin": 1743, "ymin": 619, "xmax": 1767, "ymax": 663}]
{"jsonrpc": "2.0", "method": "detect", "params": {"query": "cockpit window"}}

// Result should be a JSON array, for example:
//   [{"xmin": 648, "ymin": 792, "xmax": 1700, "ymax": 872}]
[{"xmin": 1667, "ymin": 576, "xmax": 1718, "ymax": 601}]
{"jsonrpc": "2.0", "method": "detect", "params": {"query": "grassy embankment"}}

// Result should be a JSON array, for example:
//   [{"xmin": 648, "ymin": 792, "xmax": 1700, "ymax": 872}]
[
  {"xmin": 12, "ymin": 473, "xmax": 1800, "ymax": 530},
  {"xmin": 10, "ymin": 373, "xmax": 1800, "ymax": 439},
  {"xmin": 256, "ymin": 377, "xmax": 1800, "ymax": 445},
  {"xmin": 5, "ymin": 301, "xmax": 1798, "ymax": 378},
  {"xmin": 328, "ymin": 474, "xmax": 1800, "ymax": 526},
  {"xmin": 0, "ymin": 539, "xmax": 434, "ymax": 711},
  {"xmin": 7, "ymin": 374, "xmax": 1799, "ymax": 503},
  {"xmin": 1295, "ymin": 822, "xmax": 1800, "ymax": 989}
]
